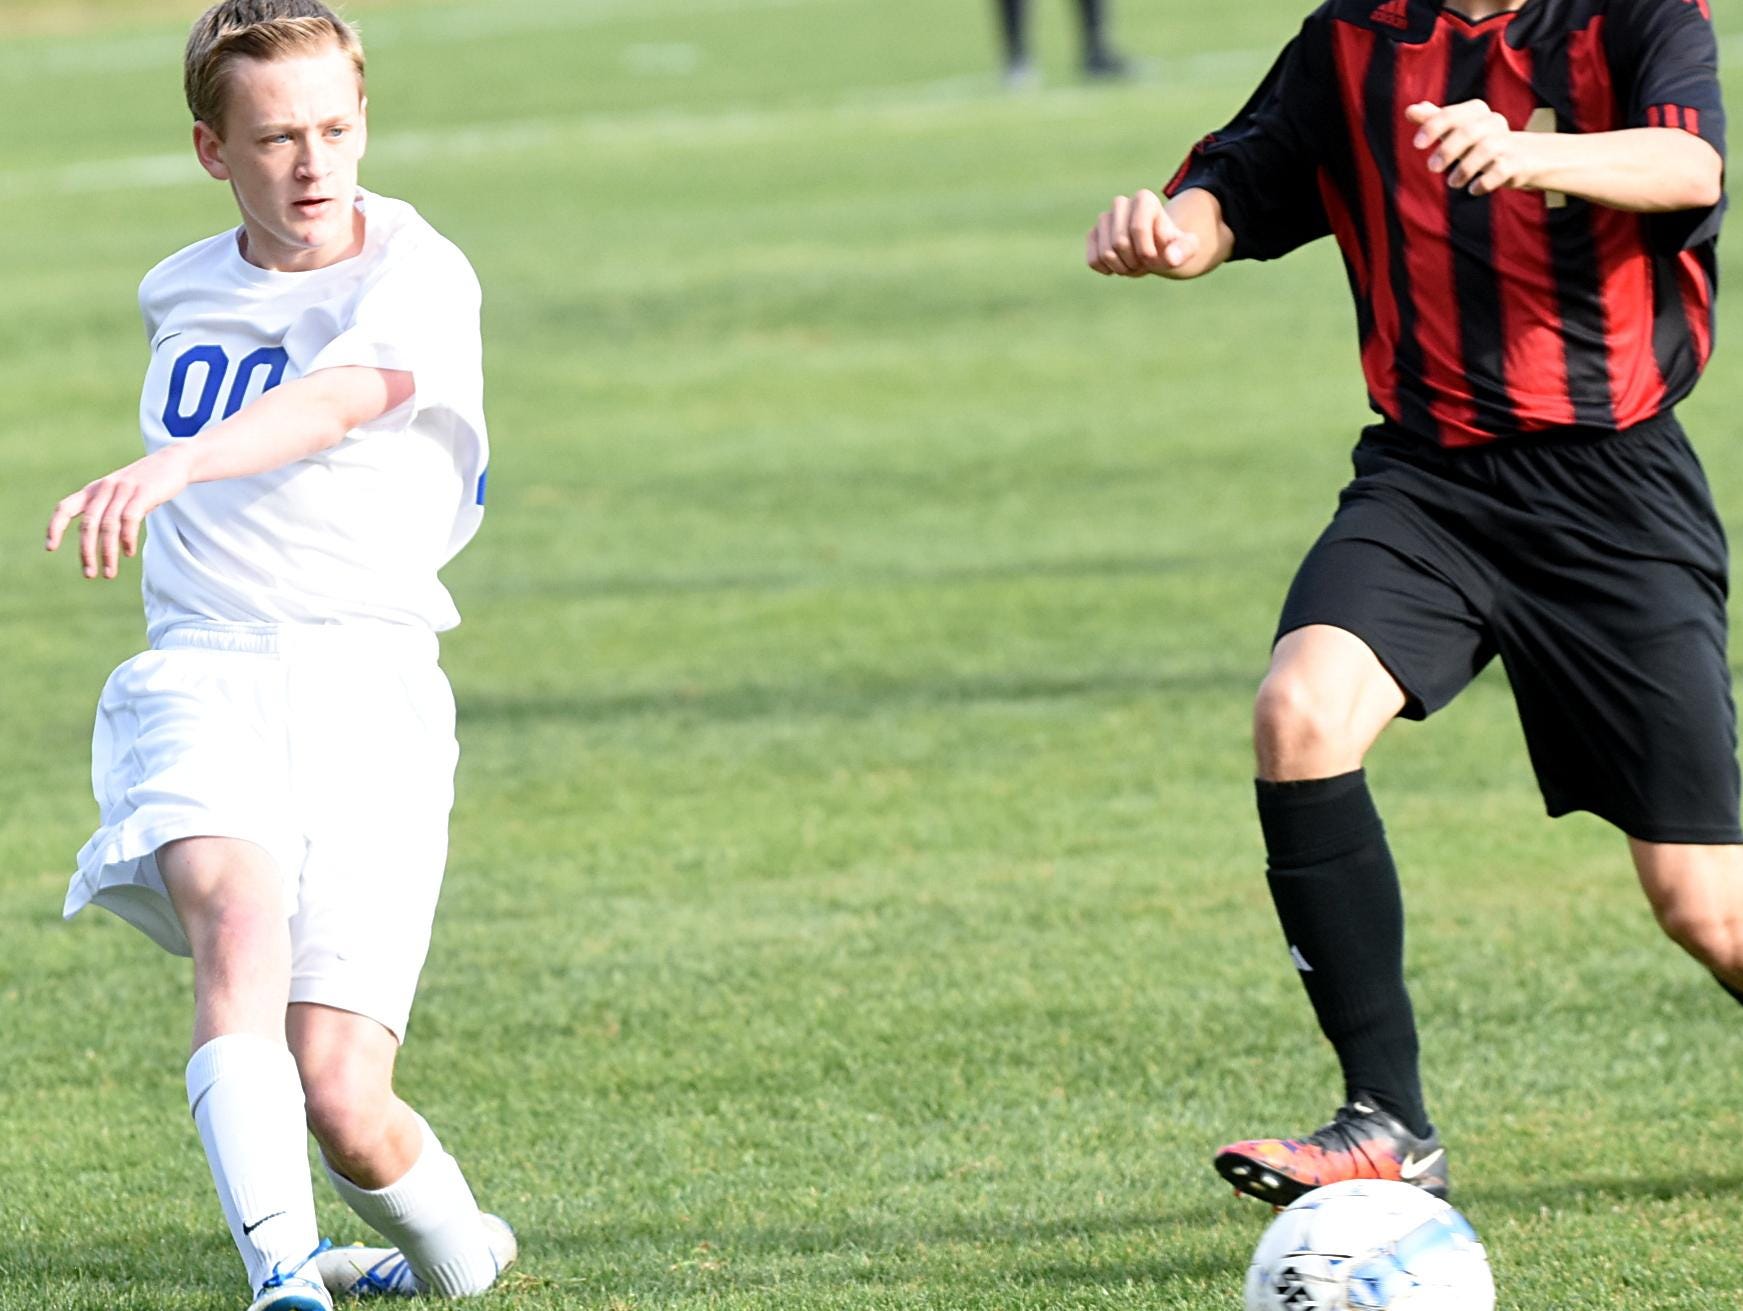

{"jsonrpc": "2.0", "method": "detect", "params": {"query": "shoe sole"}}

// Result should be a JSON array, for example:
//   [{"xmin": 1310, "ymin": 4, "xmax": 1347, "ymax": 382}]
[
  {"xmin": 1215, "ymin": 1149, "xmax": 1316, "ymax": 1206},
  {"xmin": 1213, "ymin": 1149, "xmax": 1450, "ymax": 1206}
]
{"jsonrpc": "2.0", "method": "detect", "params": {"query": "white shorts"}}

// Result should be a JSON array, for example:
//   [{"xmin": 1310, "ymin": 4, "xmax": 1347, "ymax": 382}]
[{"xmin": 64, "ymin": 621, "xmax": 459, "ymax": 1040}]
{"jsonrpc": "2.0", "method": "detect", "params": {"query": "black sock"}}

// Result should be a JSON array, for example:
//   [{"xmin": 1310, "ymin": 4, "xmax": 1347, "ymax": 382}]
[
  {"xmin": 1256, "ymin": 770, "xmax": 1431, "ymax": 1139},
  {"xmin": 995, "ymin": 0, "xmax": 1027, "ymax": 64}
]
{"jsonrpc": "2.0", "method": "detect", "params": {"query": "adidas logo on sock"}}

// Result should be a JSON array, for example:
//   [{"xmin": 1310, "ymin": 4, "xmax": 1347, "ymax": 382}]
[{"xmin": 1371, "ymin": 0, "xmax": 1410, "ymax": 29}]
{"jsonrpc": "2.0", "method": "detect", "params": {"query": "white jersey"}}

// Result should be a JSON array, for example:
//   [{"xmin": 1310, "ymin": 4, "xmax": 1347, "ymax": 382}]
[{"xmin": 136, "ymin": 188, "xmax": 487, "ymax": 640}]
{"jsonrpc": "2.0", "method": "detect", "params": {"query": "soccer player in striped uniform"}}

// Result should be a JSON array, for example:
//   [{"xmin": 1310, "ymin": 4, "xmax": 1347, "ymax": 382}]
[
  {"xmin": 48, "ymin": 3, "xmax": 514, "ymax": 1306},
  {"xmin": 1087, "ymin": 0, "xmax": 1727, "ymax": 1205}
]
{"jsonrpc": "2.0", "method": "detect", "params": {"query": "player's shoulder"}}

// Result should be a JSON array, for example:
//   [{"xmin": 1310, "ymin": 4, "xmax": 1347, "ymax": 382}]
[
  {"xmin": 136, "ymin": 228, "xmax": 238, "ymax": 331},
  {"xmin": 1298, "ymin": 0, "xmax": 1405, "ymax": 43},
  {"xmin": 360, "ymin": 190, "xmax": 481, "ymax": 299},
  {"xmin": 1314, "ymin": 0, "xmax": 1366, "ymax": 20},
  {"xmin": 1584, "ymin": 0, "xmax": 1715, "ymax": 48},
  {"xmin": 1583, "ymin": 0, "xmax": 1711, "ymax": 29}
]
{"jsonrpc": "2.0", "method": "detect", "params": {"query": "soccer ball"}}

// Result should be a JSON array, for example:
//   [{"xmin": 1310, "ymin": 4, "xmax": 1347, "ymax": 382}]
[{"xmin": 1243, "ymin": 1179, "xmax": 1494, "ymax": 1311}]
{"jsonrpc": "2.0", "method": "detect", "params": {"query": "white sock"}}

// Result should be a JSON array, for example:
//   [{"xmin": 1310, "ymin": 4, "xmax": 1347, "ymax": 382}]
[
  {"xmin": 323, "ymin": 1114, "xmax": 498, "ymax": 1295},
  {"xmin": 186, "ymin": 1034, "xmax": 321, "ymax": 1293}
]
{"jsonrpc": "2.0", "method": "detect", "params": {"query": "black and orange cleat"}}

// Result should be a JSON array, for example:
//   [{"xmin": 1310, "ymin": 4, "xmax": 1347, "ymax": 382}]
[{"xmin": 1214, "ymin": 1098, "xmax": 1449, "ymax": 1207}]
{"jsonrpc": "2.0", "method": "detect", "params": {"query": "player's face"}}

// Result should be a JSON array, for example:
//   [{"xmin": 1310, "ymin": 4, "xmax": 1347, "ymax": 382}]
[{"xmin": 194, "ymin": 44, "xmax": 367, "ymax": 272}]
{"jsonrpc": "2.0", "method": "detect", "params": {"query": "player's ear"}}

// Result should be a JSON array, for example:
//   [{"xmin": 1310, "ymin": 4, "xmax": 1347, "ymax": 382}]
[
  {"xmin": 356, "ymin": 96, "xmax": 369, "ymax": 160},
  {"xmin": 193, "ymin": 120, "xmax": 230, "ymax": 182}
]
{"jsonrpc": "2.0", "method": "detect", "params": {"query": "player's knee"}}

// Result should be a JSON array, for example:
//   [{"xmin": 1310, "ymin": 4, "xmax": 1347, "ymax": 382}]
[
  {"xmin": 1253, "ymin": 669, "xmax": 1361, "ymax": 774},
  {"xmin": 301, "ymin": 1055, "xmax": 396, "ymax": 1167},
  {"xmin": 1657, "ymin": 906, "xmax": 1743, "ymax": 978}
]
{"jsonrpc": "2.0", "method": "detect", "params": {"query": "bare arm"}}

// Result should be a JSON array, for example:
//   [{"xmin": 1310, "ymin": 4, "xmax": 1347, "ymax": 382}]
[
  {"xmin": 46, "ymin": 365, "xmax": 413, "ymax": 579},
  {"xmin": 1085, "ymin": 187, "xmax": 1237, "ymax": 281},
  {"xmin": 1408, "ymin": 100, "xmax": 1723, "ymax": 211}
]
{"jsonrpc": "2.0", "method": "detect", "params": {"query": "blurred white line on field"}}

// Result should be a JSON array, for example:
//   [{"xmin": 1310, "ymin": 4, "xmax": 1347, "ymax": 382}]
[
  {"xmin": 623, "ymin": 44, "xmax": 703, "ymax": 77},
  {"xmin": 371, "ymin": 0, "xmax": 845, "ymax": 43},
  {"xmin": 0, "ymin": 0, "xmax": 841, "ymax": 79},
  {"xmin": 13, "ymin": 80, "xmax": 1132, "ymax": 196},
  {"xmin": 11, "ymin": 11, "xmax": 1743, "ymax": 83},
  {"xmin": 45, "ymin": 153, "xmax": 200, "ymax": 193},
  {"xmin": 18, "ymin": 28, "xmax": 1743, "ymax": 196}
]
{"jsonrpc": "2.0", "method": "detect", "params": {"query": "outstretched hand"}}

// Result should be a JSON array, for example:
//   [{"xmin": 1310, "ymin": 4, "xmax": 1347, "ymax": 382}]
[
  {"xmin": 1086, "ymin": 189, "xmax": 1202, "ymax": 277},
  {"xmin": 46, "ymin": 444, "xmax": 195, "ymax": 579}
]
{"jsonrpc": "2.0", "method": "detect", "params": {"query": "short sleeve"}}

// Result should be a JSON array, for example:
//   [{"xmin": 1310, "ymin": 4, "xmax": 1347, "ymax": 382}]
[
  {"xmin": 292, "ymin": 228, "xmax": 490, "ymax": 553},
  {"xmin": 302, "ymin": 235, "xmax": 486, "ymax": 442},
  {"xmin": 1163, "ymin": 16, "xmax": 1333, "ymax": 262},
  {"xmin": 1608, "ymin": 0, "xmax": 1727, "ymax": 249}
]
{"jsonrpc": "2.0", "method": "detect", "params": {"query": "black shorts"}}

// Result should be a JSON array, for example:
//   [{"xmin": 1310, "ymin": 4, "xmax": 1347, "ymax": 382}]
[{"xmin": 1279, "ymin": 415, "xmax": 1741, "ymax": 844}]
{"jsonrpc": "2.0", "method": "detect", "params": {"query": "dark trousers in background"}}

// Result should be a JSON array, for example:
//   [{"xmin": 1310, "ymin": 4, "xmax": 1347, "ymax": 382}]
[{"xmin": 994, "ymin": 0, "xmax": 1120, "ymax": 75}]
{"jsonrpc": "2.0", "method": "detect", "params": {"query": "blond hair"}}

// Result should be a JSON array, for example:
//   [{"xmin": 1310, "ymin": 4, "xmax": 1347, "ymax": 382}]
[{"xmin": 184, "ymin": 1, "xmax": 364, "ymax": 133}]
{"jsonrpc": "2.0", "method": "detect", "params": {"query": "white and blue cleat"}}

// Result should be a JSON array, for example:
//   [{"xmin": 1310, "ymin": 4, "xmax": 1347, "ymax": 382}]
[
  {"xmin": 248, "ymin": 1244, "xmax": 337, "ymax": 1311},
  {"xmin": 316, "ymin": 1214, "xmax": 517, "ymax": 1298}
]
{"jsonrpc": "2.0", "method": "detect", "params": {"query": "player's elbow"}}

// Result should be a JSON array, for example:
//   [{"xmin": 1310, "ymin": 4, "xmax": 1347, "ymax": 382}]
[
  {"xmin": 1674, "ymin": 142, "xmax": 1724, "ymax": 210},
  {"xmin": 1678, "ymin": 165, "xmax": 1723, "ymax": 210}
]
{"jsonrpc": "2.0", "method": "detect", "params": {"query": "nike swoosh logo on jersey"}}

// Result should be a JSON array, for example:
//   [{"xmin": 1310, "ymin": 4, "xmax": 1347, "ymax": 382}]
[
  {"xmin": 242, "ymin": 1210, "xmax": 287, "ymax": 1236},
  {"xmin": 1399, "ymin": 1149, "xmax": 1445, "ymax": 1180},
  {"xmin": 152, "ymin": 330, "xmax": 185, "ymax": 350}
]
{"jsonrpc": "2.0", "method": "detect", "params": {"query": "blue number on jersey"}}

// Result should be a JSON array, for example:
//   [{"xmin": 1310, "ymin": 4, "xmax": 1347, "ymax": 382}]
[
  {"xmin": 162, "ymin": 343, "xmax": 291, "ymax": 437},
  {"xmin": 223, "ymin": 346, "xmax": 290, "ymax": 419},
  {"xmin": 162, "ymin": 345, "xmax": 229, "ymax": 438}
]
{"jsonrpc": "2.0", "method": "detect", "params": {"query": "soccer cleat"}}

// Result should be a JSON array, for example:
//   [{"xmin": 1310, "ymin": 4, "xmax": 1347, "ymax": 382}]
[
  {"xmin": 1213, "ymin": 1099, "xmax": 1449, "ymax": 1207},
  {"xmin": 248, "ymin": 1244, "xmax": 337, "ymax": 1311},
  {"xmin": 318, "ymin": 1213, "xmax": 517, "ymax": 1297}
]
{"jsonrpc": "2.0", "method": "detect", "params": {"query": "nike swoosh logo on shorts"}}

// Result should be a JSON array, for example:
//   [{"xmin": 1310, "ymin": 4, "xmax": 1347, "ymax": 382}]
[
  {"xmin": 152, "ymin": 330, "xmax": 185, "ymax": 350},
  {"xmin": 242, "ymin": 1210, "xmax": 287, "ymax": 1236},
  {"xmin": 1399, "ymin": 1149, "xmax": 1445, "ymax": 1180}
]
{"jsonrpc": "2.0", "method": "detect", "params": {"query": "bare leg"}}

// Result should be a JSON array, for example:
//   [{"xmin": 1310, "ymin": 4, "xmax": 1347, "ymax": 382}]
[
  {"xmin": 1255, "ymin": 625, "xmax": 1406, "ymax": 782},
  {"xmin": 161, "ymin": 836, "xmax": 292, "ymax": 1049},
  {"xmin": 159, "ymin": 837, "xmax": 322, "ymax": 1296},
  {"xmin": 1631, "ymin": 839, "xmax": 1743, "ymax": 990},
  {"xmin": 289, "ymin": 1003, "xmax": 421, "ymax": 1188},
  {"xmin": 294, "ymin": 1003, "xmax": 501, "ymax": 1296}
]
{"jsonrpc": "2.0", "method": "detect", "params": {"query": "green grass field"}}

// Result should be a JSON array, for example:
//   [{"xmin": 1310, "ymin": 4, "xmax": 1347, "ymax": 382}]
[{"xmin": 5, "ymin": 0, "xmax": 1743, "ymax": 1306}]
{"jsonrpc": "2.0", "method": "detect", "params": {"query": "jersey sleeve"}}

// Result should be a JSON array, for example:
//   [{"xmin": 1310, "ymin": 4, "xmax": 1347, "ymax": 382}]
[
  {"xmin": 292, "ymin": 231, "xmax": 490, "ymax": 541},
  {"xmin": 1608, "ymin": 0, "xmax": 1727, "ymax": 249},
  {"xmin": 301, "ymin": 235, "xmax": 485, "ymax": 439},
  {"xmin": 1162, "ymin": 16, "xmax": 1333, "ymax": 262}
]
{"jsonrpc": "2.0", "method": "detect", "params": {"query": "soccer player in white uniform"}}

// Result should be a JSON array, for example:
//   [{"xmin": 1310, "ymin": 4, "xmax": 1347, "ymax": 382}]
[{"xmin": 47, "ymin": 4, "xmax": 514, "ymax": 1308}]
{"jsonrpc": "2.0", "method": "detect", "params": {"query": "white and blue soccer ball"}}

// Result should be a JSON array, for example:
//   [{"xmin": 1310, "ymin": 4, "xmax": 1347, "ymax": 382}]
[{"xmin": 1243, "ymin": 1179, "xmax": 1495, "ymax": 1311}]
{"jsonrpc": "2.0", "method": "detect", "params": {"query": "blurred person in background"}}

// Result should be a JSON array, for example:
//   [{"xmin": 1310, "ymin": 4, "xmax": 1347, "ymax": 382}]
[{"xmin": 994, "ymin": 0, "xmax": 1129, "ymax": 88}]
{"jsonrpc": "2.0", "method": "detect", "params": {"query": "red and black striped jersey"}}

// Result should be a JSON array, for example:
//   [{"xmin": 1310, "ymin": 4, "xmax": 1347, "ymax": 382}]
[{"xmin": 1165, "ymin": 0, "xmax": 1726, "ymax": 447}]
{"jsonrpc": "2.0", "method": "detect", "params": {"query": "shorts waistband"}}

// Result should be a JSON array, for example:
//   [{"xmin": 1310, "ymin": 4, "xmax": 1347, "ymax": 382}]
[
  {"xmin": 1364, "ymin": 408, "xmax": 1685, "ymax": 453},
  {"xmin": 153, "ymin": 621, "xmax": 438, "ymax": 662}
]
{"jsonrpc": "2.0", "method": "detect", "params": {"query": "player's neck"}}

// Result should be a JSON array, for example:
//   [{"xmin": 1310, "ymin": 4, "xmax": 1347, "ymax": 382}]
[
  {"xmin": 1442, "ymin": 0, "xmax": 1529, "ymax": 18},
  {"xmin": 237, "ymin": 205, "xmax": 366, "ymax": 274}
]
